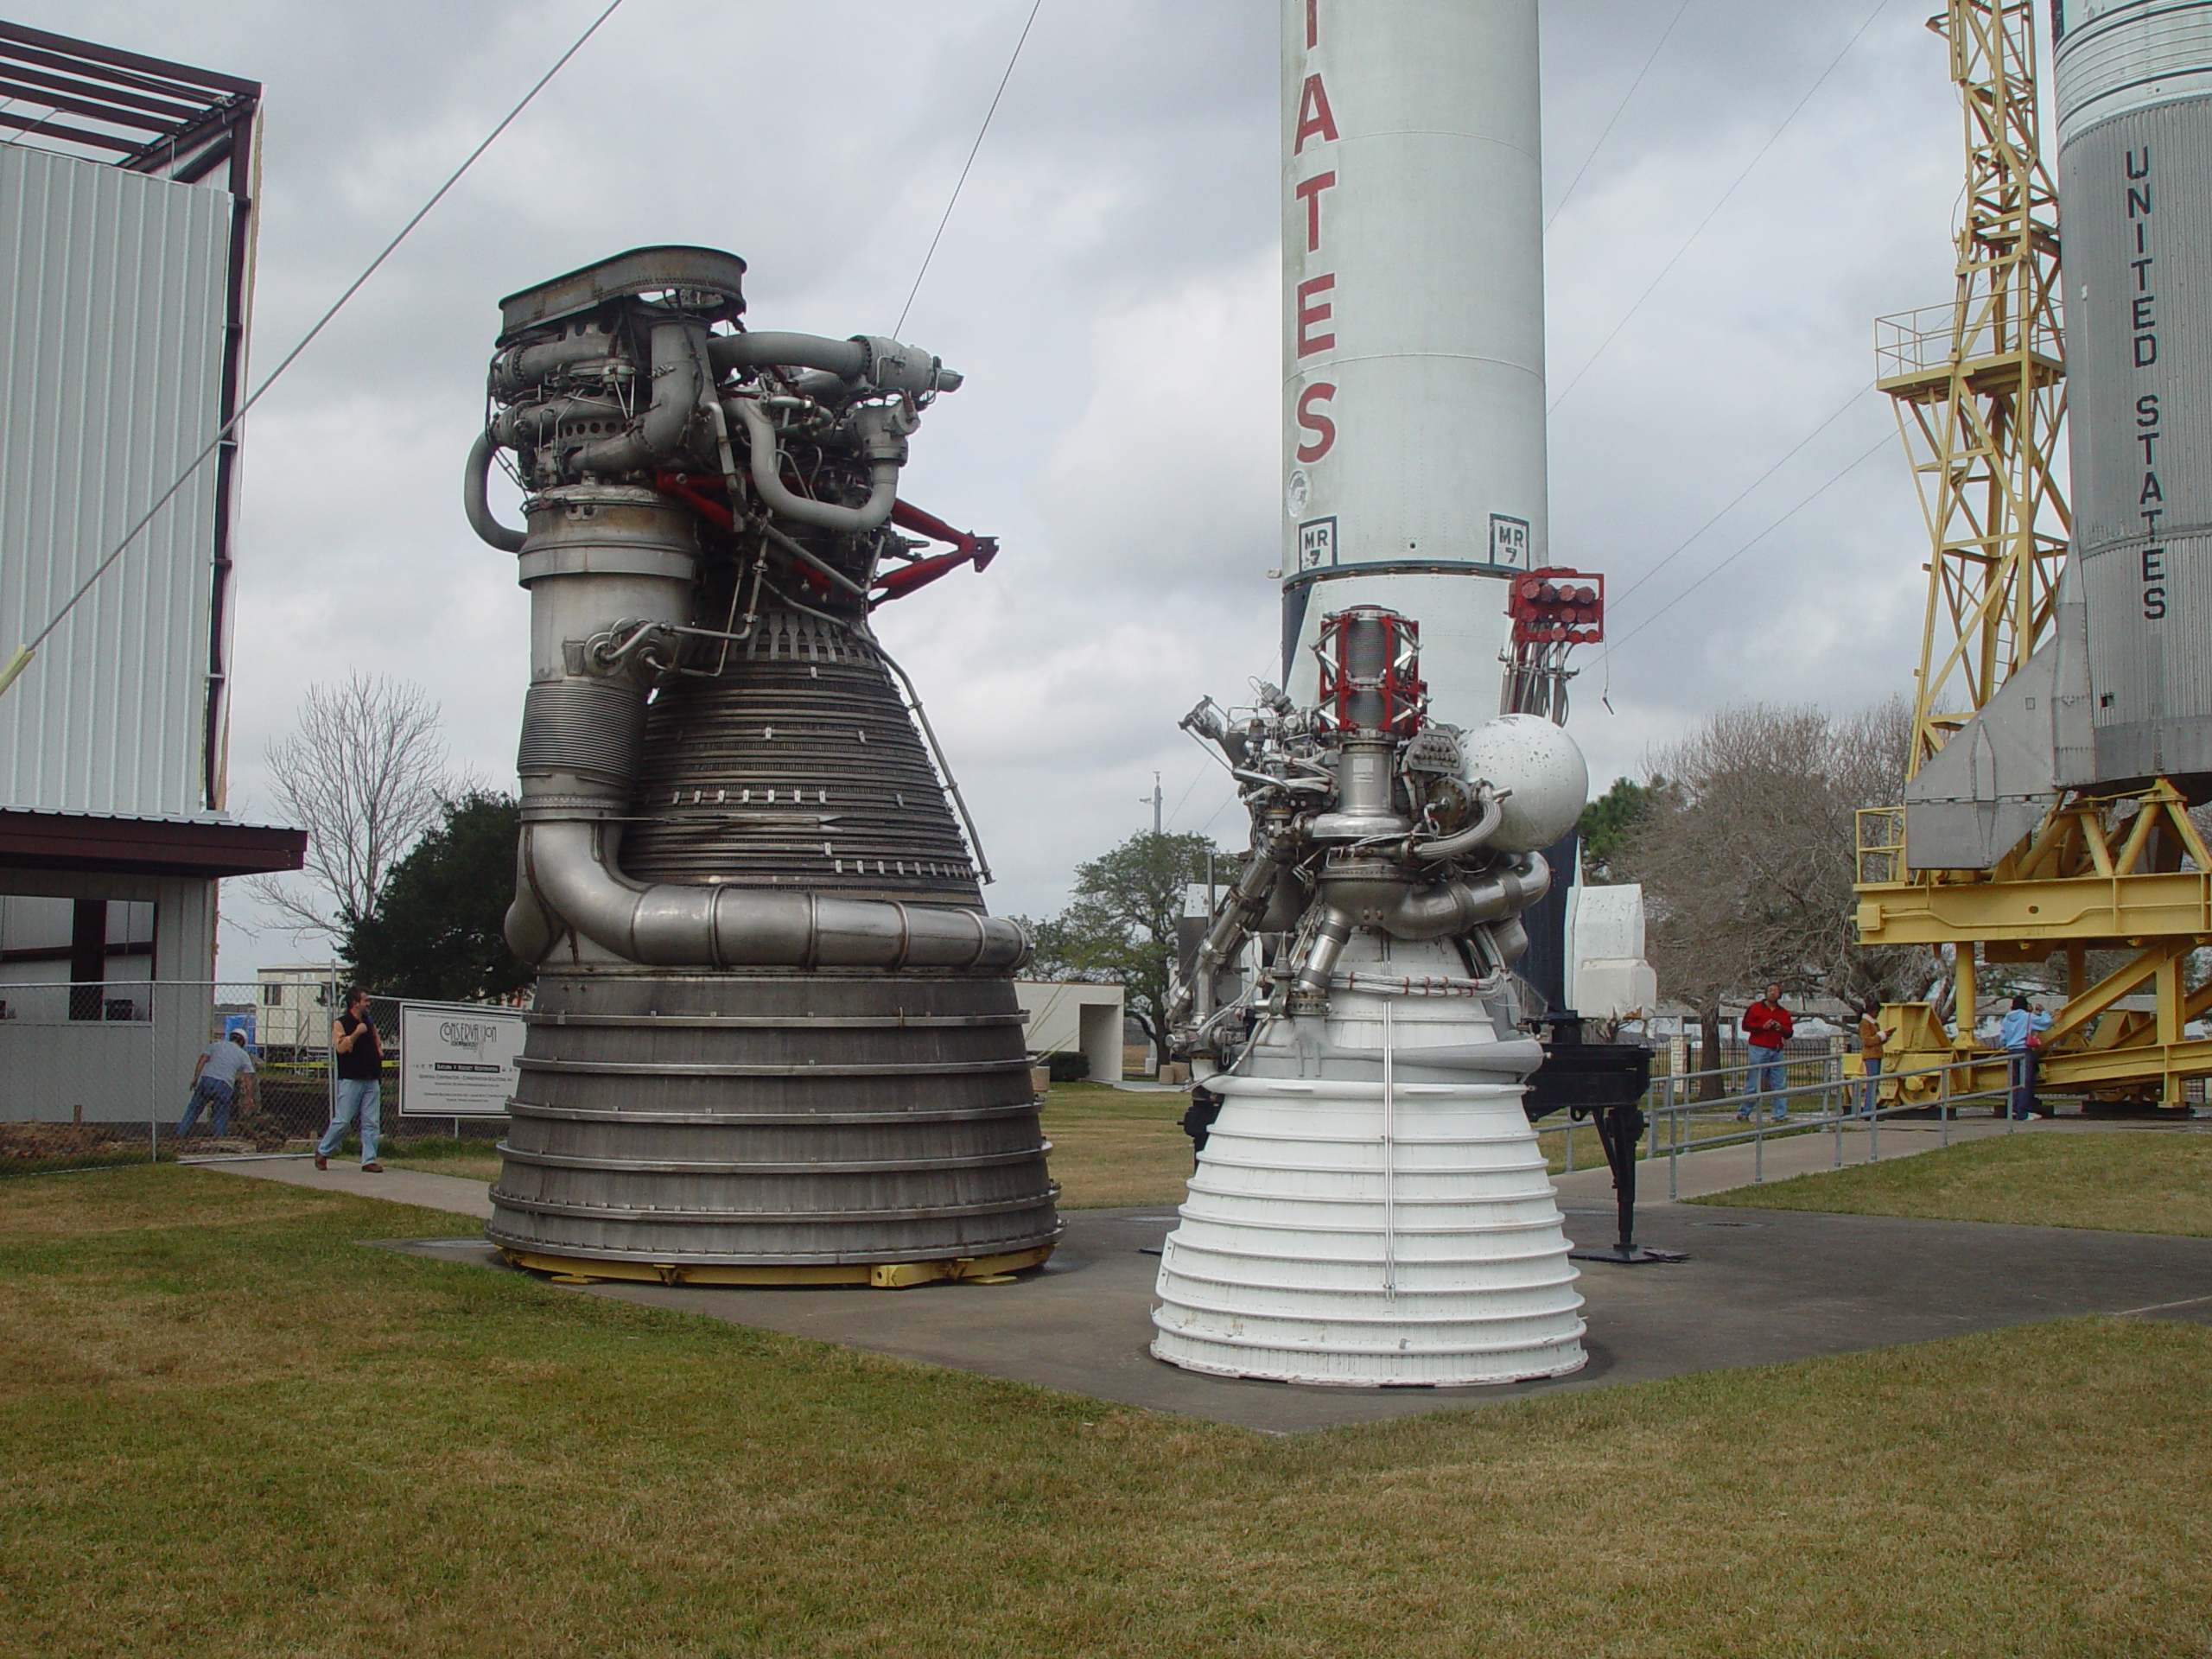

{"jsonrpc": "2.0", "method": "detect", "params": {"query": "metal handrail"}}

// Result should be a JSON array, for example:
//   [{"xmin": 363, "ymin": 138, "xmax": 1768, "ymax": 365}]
[{"xmin": 1626, "ymin": 1051, "xmax": 2013, "ymax": 1198}]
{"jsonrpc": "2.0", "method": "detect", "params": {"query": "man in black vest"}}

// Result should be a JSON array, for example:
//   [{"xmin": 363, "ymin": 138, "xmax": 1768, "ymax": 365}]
[{"xmin": 315, "ymin": 987, "xmax": 385, "ymax": 1172}]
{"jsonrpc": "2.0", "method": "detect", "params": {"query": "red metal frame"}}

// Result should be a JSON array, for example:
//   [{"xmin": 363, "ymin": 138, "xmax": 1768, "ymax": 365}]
[{"xmin": 1315, "ymin": 608, "xmax": 1426, "ymax": 736}]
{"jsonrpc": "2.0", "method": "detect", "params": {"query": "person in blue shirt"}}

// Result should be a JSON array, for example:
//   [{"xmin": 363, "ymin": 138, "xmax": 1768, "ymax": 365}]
[
  {"xmin": 177, "ymin": 1031, "xmax": 256, "ymax": 1140},
  {"xmin": 1998, "ymin": 995, "xmax": 2053, "ymax": 1121}
]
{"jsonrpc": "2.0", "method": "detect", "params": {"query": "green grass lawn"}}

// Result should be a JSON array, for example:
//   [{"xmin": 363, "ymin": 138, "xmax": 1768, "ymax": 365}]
[
  {"xmin": 1692, "ymin": 1130, "xmax": 2212, "ymax": 1236},
  {"xmin": 3, "ymin": 1166, "xmax": 2210, "ymax": 1657}
]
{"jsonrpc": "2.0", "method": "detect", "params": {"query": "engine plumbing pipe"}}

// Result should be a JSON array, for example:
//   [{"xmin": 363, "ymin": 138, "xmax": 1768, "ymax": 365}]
[
  {"xmin": 519, "ymin": 820, "xmax": 1027, "ymax": 973},
  {"xmin": 708, "ymin": 331, "xmax": 964, "ymax": 397},
  {"xmin": 465, "ymin": 429, "xmax": 527, "ymax": 552},
  {"xmin": 728, "ymin": 396, "xmax": 901, "ymax": 534},
  {"xmin": 1291, "ymin": 853, "xmax": 1549, "ymax": 995},
  {"xmin": 1410, "ymin": 786, "xmax": 1503, "ymax": 861},
  {"xmin": 573, "ymin": 321, "xmax": 703, "ymax": 476}
]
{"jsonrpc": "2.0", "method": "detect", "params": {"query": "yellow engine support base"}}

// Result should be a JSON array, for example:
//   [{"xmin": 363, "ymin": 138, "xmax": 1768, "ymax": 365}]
[
  {"xmin": 499, "ymin": 1244, "xmax": 1056, "ymax": 1289},
  {"xmin": 1857, "ymin": 782, "xmax": 2212, "ymax": 1107}
]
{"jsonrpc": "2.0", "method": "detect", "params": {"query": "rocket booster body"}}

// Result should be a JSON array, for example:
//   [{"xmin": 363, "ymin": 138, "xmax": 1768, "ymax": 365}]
[{"xmin": 1281, "ymin": 0, "xmax": 1548, "ymax": 731}]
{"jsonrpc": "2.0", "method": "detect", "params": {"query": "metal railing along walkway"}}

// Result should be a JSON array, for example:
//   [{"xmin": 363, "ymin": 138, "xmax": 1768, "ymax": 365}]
[{"xmin": 1555, "ymin": 1050, "xmax": 2015, "ymax": 1199}]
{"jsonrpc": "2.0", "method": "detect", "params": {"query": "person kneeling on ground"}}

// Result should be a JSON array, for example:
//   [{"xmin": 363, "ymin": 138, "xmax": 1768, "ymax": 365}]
[
  {"xmin": 1740, "ymin": 984, "xmax": 1794, "ymax": 1124},
  {"xmin": 177, "ymin": 1030, "xmax": 255, "ymax": 1140},
  {"xmin": 1999, "ymin": 994, "xmax": 2053, "ymax": 1122},
  {"xmin": 315, "ymin": 988, "xmax": 385, "ymax": 1172}
]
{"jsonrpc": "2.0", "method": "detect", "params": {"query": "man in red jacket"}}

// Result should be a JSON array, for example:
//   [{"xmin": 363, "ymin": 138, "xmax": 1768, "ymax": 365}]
[{"xmin": 1739, "ymin": 982, "xmax": 1794, "ymax": 1122}]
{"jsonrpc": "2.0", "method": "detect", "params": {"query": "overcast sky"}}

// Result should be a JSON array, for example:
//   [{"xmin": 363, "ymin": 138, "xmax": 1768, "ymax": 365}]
[{"xmin": 17, "ymin": 0, "xmax": 1982, "ymax": 971}]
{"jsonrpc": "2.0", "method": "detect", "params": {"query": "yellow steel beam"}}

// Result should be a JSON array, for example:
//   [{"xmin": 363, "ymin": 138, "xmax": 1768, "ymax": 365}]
[{"xmin": 1857, "ymin": 869, "xmax": 2212, "ymax": 944}]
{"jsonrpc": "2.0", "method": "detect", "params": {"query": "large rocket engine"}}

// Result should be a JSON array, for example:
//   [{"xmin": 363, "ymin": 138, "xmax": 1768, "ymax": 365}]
[
  {"xmin": 465, "ymin": 245, "xmax": 1058, "ymax": 1286},
  {"xmin": 1148, "ymin": 0, "xmax": 1595, "ymax": 1384},
  {"xmin": 1155, "ymin": 613, "xmax": 1590, "ymax": 1384}
]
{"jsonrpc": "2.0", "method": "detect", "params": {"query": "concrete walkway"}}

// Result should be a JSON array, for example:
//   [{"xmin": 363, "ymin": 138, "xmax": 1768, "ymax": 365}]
[
  {"xmin": 205, "ymin": 1115, "xmax": 2212, "ymax": 1434},
  {"xmin": 192, "ymin": 1153, "xmax": 492, "ymax": 1218},
  {"xmin": 367, "ymin": 1201, "xmax": 2212, "ymax": 1435}
]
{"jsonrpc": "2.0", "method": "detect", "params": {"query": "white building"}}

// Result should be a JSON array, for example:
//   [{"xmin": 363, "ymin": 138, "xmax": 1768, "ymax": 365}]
[
  {"xmin": 253, "ymin": 966, "xmax": 348, "ymax": 1058},
  {"xmin": 0, "ymin": 23, "xmax": 302, "ymax": 1123},
  {"xmin": 1013, "ymin": 981, "xmax": 1124, "ymax": 1083}
]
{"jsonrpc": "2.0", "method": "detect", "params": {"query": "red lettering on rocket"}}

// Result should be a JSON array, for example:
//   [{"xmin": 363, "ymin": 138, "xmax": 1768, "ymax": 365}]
[
  {"xmin": 1294, "ymin": 74, "xmax": 1338, "ymax": 154},
  {"xmin": 1297, "ymin": 383, "xmax": 1337, "ymax": 462},
  {"xmin": 1296, "ymin": 275, "xmax": 1336, "ymax": 356},
  {"xmin": 1295, "ymin": 170, "xmax": 1336, "ymax": 252}
]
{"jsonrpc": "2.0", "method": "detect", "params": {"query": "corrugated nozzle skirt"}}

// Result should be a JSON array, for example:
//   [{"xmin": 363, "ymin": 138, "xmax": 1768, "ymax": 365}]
[
  {"xmin": 1152, "ymin": 938, "xmax": 1584, "ymax": 1386},
  {"xmin": 488, "ymin": 970, "xmax": 1060, "ymax": 1274}
]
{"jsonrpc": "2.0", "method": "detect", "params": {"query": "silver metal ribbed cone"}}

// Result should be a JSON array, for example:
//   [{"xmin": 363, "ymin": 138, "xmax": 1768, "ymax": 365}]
[
  {"xmin": 488, "ymin": 969, "xmax": 1059, "ymax": 1276},
  {"xmin": 491, "ymin": 612, "xmax": 1058, "ymax": 1284}
]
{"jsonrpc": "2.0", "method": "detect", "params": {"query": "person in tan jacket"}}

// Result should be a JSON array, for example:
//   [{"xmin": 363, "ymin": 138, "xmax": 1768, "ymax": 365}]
[{"xmin": 1857, "ymin": 1007, "xmax": 1887, "ymax": 1117}]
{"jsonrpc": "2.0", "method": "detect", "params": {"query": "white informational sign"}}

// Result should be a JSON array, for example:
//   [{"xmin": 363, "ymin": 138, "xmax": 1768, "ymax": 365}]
[{"xmin": 397, "ymin": 1001, "xmax": 527, "ymax": 1117}]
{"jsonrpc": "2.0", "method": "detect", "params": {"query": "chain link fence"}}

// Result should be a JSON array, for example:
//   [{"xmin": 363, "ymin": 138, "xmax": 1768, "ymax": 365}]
[{"xmin": 0, "ymin": 977, "xmax": 507, "ymax": 1174}]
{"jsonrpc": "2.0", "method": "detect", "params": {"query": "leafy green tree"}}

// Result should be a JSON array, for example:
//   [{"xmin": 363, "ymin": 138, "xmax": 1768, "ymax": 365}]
[
  {"xmin": 1027, "ymin": 830, "xmax": 1224, "ymax": 1071},
  {"xmin": 343, "ymin": 791, "xmax": 531, "ymax": 1002},
  {"xmin": 1578, "ymin": 775, "xmax": 1662, "ymax": 882}
]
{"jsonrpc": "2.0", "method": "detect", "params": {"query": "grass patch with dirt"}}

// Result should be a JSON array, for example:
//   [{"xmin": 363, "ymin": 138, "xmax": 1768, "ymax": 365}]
[
  {"xmin": 3, "ymin": 1165, "xmax": 2210, "ymax": 1656},
  {"xmin": 1691, "ymin": 1129, "xmax": 2212, "ymax": 1236}
]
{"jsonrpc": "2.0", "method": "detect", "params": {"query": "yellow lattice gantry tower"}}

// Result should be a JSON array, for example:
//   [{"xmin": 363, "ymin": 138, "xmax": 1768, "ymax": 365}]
[
  {"xmin": 1875, "ymin": 0, "xmax": 2069, "ymax": 780},
  {"xmin": 1853, "ymin": 0, "xmax": 2212, "ymax": 1109}
]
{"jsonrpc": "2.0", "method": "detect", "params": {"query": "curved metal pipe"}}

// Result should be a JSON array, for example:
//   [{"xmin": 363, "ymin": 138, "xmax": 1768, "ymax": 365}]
[
  {"xmin": 728, "ymin": 396, "xmax": 900, "ymax": 533},
  {"xmin": 465, "ymin": 429, "xmax": 527, "ymax": 552},
  {"xmin": 519, "ymin": 820, "xmax": 1028, "ymax": 973},
  {"xmin": 573, "ymin": 321, "xmax": 703, "ymax": 476},
  {"xmin": 709, "ymin": 330, "xmax": 869, "ymax": 379},
  {"xmin": 1410, "ymin": 788, "xmax": 1505, "ymax": 861},
  {"xmin": 709, "ymin": 331, "xmax": 963, "ymax": 397},
  {"xmin": 1385, "ymin": 852, "xmax": 1550, "ymax": 940},
  {"xmin": 491, "ymin": 328, "xmax": 619, "ymax": 399}
]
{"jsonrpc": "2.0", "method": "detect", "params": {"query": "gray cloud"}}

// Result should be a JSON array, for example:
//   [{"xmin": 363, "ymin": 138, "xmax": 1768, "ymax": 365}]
[{"xmin": 13, "ymin": 0, "xmax": 1993, "ymax": 960}]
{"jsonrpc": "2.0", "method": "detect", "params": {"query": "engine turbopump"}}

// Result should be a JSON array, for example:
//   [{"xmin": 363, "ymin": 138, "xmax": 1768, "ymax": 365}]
[
  {"xmin": 466, "ymin": 246, "xmax": 1058, "ymax": 1286},
  {"xmin": 1152, "ymin": 606, "xmax": 1591, "ymax": 1385}
]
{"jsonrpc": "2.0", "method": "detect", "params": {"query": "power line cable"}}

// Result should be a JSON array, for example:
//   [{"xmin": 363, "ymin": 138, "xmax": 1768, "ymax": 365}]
[
  {"xmin": 1599, "ymin": 426, "xmax": 1899, "ymax": 661},
  {"xmin": 1610, "ymin": 382, "xmax": 1876, "ymax": 608},
  {"xmin": 893, "ymin": 0, "xmax": 1046, "ymax": 336},
  {"xmin": 1162, "ymin": 756, "xmax": 1209, "ymax": 830},
  {"xmin": 1544, "ymin": 0, "xmax": 1695, "ymax": 232},
  {"xmin": 1547, "ymin": 0, "xmax": 1896, "ymax": 416},
  {"xmin": 0, "ymin": 0, "xmax": 629, "ymax": 701}
]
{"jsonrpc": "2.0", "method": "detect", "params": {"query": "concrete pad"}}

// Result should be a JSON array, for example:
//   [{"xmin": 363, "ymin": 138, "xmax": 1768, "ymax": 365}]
[
  {"xmin": 201, "ymin": 1154, "xmax": 493, "ymax": 1219},
  {"xmin": 373, "ymin": 1200, "xmax": 2212, "ymax": 1435}
]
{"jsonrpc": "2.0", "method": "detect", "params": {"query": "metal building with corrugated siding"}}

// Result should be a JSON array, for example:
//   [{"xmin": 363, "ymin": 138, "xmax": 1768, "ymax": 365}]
[{"xmin": 0, "ymin": 22, "xmax": 303, "ymax": 1124}]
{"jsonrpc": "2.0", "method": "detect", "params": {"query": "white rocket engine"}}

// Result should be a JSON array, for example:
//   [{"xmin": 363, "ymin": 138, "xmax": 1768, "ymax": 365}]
[{"xmin": 1148, "ymin": 0, "xmax": 1595, "ymax": 1385}]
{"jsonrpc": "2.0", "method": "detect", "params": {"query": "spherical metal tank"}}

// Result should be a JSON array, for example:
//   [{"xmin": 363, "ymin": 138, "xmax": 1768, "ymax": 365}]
[
  {"xmin": 2056, "ymin": 0, "xmax": 2212, "ymax": 785},
  {"xmin": 1460, "ymin": 715, "xmax": 1592, "ymax": 853},
  {"xmin": 1278, "ymin": 0, "xmax": 1546, "ymax": 733}
]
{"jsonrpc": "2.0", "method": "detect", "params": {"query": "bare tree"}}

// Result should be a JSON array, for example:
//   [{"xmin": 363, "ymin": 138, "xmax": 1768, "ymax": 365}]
[
  {"xmin": 1618, "ymin": 697, "xmax": 1931, "ymax": 1090},
  {"xmin": 245, "ymin": 675, "xmax": 473, "ymax": 944}
]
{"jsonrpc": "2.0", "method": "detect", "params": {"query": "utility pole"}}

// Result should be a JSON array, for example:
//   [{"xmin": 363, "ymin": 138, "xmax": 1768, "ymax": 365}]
[{"xmin": 1141, "ymin": 772, "xmax": 1163, "ymax": 836}]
